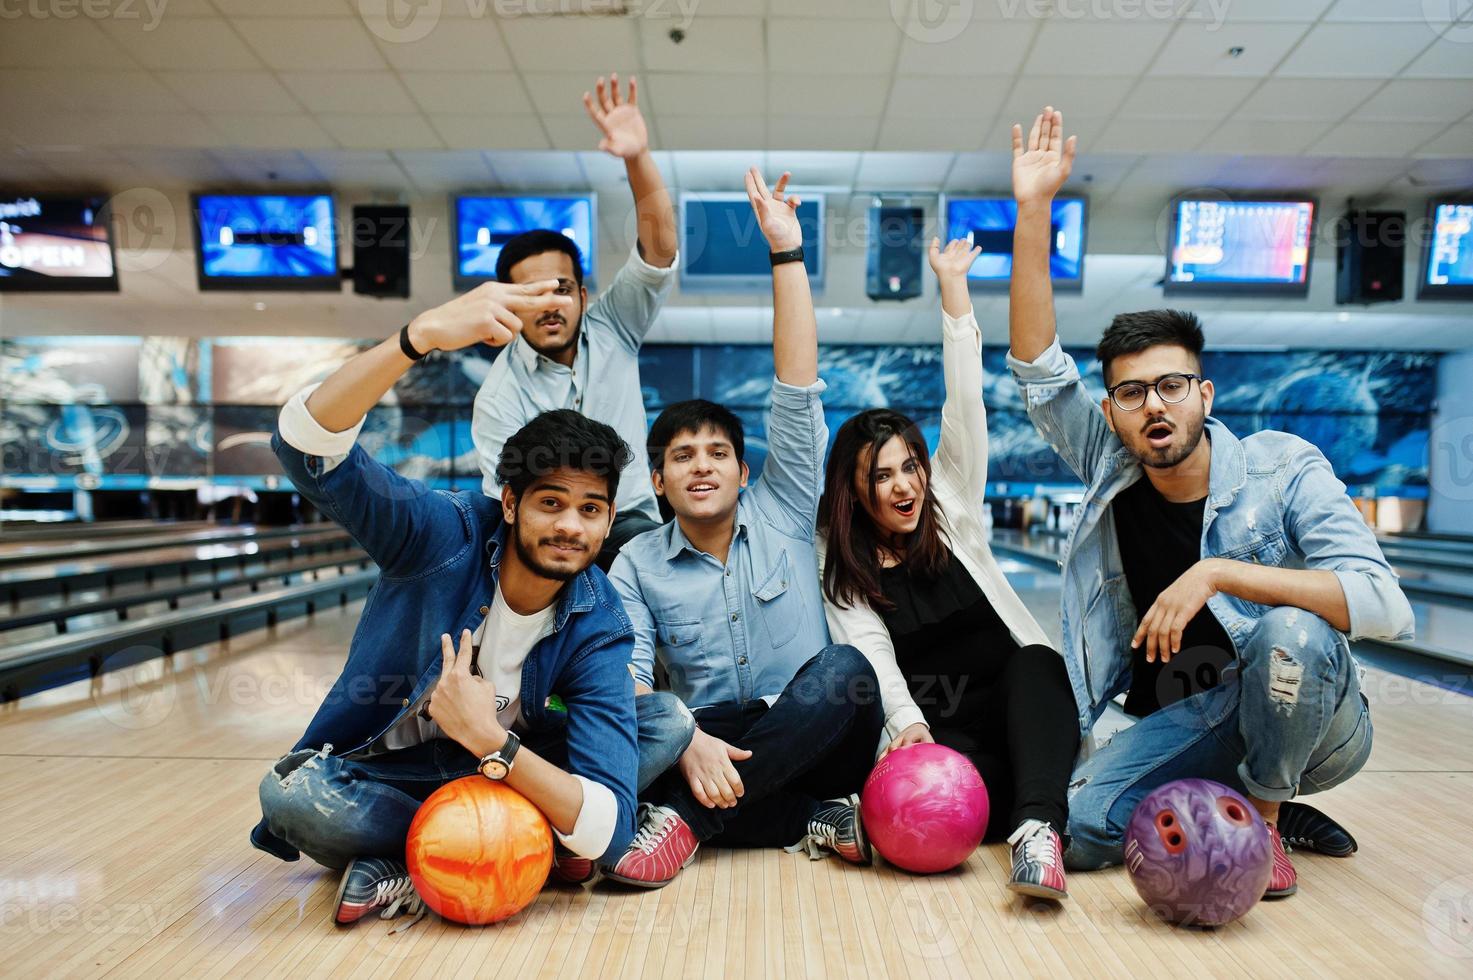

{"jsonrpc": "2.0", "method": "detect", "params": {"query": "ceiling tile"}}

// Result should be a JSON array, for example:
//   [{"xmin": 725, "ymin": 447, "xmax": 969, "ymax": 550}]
[
  {"xmin": 1275, "ymin": 23, "xmax": 1438, "ymax": 77},
  {"xmin": 885, "ymin": 76, "xmax": 1009, "ymax": 121},
  {"xmin": 1308, "ymin": 120, "xmax": 1448, "ymax": 156},
  {"xmin": 158, "ymin": 71, "xmax": 303, "ymax": 114},
  {"xmin": 518, "ymin": 72, "xmax": 611, "ymax": 116},
  {"xmin": 317, "ymin": 113, "xmax": 444, "ymax": 149},
  {"xmin": 370, "ymin": 16, "xmax": 516, "ymax": 72},
  {"xmin": 1197, "ymin": 119, "xmax": 1334, "ymax": 154},
  {"xmin": 98, "ymin": 17, "xmax": 266, "ymax": 70},
  {"xmin": 769, "ymin": 18, "xmax": 902, "ymax": 75},
  {"xmin": 1117, "ymin": 77, "xmax": 1258, "ymax": 118},
  {"xmin": 638, "ymin": 17, "xmax": 764, "ymax": 73},
  {"xmin": 1323, "ymin": 0, "xmax": 1456, "ymax": 23},
  {"xmin": 1148, "ymin": 22, "xmax": 1310, "ymax": 76},
  {"xmin": 1000, "ymin": 76, "xmax": 1136, "ymax": 124},
  {"xmin": 0, "ymin": 70, "xmax": 190, "ymax": 115},
  {"xmin": 658, "ymin": 115, "xmax": 766, "ymax": 151},
  {"xmin": 1091, "ymin": 118, "xmax": 1220, "ymax": 154},
  {"xmin": 0, "ymin": 18, "xmax": 140, "ymax": 69},
  {"xmin": 854, "ymin": 152, "xmax": 956, "ymax": 191},
  {"xmin": 215, "ymin": 0, "xmax": 355, "ymax": 15},
  {"xmin": 499, "ymin": 17, "xmax": 640, "ymax": 70},
  {"xmin": 1355, "ymin": 79, "xmax": 1473, "ymax": 120},
  {"xmin": 1024, "ymin": 22, "xmax": 1173, "ymax": 76},
  {"xmin": 209, "ymin": 113, "xmax": 341, "ymax": 150},
  {"xmin": 875, "ymin": 116, "xmax": 983, "ymax": 152},
  {"xmin": 1232, "ymin": 78, "xmax": 1383, "ymax": 119},
  {"xmin": 642, "ymin": 73, "xmax": 764, "ymax": 116},
  {"xmin": 1402, "ymin": 33, "xmax": 1473, "ymax": 78},
  {"xmin": 541, "ymin": 113, "xmax": 612, "ymax": 152},
  {"xmin": 1182, "ymin": 0, "xmax": 1332, "ymax": 21},
  {"xmin": 209, "ymin": 150, "xmax": 323, "ymax": 185},
  {"xmin": 427, "ymin": 114, "xmax": 551, "ymax": 150},
  {"xmin": 302, "ymin": 149, "xmax": 412, "ymax": 187},
  {"xmin": 401, "ymin": 72, "xmax": 534, "ymax": 114},
  {"xmin": 669, "ymin": 150, "xmax": 757, "ymax": 188},
  {"xmin": 233, "ymin": 18, "xmax": 388, "ymax": 71},
  {"xmin": 278, "ymin": 72, "xmax": 419, "ymax": 114},
  {"xmin": 1413, "ymin": 123, "xmax": 1473, "ymax": 156},
  {"xmin": 389, "ymin": 149, "xmax": 496, "ymax": 190},
  {"xmin": 767, "ymin": 115, "xmax": 880, "ymax": 152},
  {"xmin": 768, "ymin": 74, "xmax": 890, "ymax": 118},
  {"xmin": 896, "ymin": 20, "xmax": 1037, "ymax": 76},
  {"xmin": 485, "ymin": 151, "xmax": 587, "ymax": 188}
]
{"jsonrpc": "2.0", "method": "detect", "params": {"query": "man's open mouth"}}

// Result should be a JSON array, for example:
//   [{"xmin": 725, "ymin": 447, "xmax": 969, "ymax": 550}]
[
  {"xmin": 1144, "ymin": 422, "xmax": 1173, "ymax": 448},
  {"xmin": 687, "ymin": 482, "xmax": 718, "ymax": 499}
]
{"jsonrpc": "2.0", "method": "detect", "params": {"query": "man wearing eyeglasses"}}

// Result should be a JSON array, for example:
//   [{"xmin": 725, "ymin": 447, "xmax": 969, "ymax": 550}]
[{"xmin": 1004, "ymin": 108, "xmax": 1414, "ymax": 899}]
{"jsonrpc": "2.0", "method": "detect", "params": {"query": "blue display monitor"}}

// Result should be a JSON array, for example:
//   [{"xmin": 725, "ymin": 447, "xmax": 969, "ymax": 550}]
[
  {"xmin": 943, "ymin": 196, "xmax": 1086, "ymax": 292},
  {"xmin": 193, "ymin": 193, "xmax": 338, "ymax": 291},
  {"xmin": 453, "ymin": 194, "xmax": 596, "ymax": 291},
  {"xmin": 1165, "ymin": 198, "xmax": 1316, "ymax": 296},
  {"xmin": 1419, "ymin": 200, "xmax": 1473, "ymax": 300},
  {"xmin": 680, "ymin": 192, "xmax": 825, "ymax": 291},
  {"xmin": 0, "ymin": 195, "xmax": 118, "ymax": 292}
]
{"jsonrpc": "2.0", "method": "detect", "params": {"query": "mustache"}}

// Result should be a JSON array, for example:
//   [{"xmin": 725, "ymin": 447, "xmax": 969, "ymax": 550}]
[
  {"xmin": 539, "ymin": 536, "xmax": 586, "ymax": 552},
  {"xmin": 536, "ymin": 313, "xmax": 566, "ymax": 326},
  {"xmin": 1141, "ymin": 417, "xmax": 1174, "ymax": 435}
]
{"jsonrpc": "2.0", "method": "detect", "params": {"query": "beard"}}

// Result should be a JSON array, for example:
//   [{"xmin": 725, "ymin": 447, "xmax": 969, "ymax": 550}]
[
  {"xmin": 512, "ymin": 517, "xmax": 590, "ymax": 582},
  {"xmin": 1134, "ymin": 411, "xmax": 1207, "ymax": 470},
  {"xmin": 523, "ymin": 302, "xmax": 584, "ymax": 359}
]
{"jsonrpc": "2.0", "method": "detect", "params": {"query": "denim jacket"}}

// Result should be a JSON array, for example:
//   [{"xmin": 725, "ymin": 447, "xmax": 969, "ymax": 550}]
[
  {"xmin": 250, "ymin": 421, "xmax": 640, "ymax": 865},
  {"xmin": 1007, "ymin": 339, "xmax": 1415, "ymax": 739}
]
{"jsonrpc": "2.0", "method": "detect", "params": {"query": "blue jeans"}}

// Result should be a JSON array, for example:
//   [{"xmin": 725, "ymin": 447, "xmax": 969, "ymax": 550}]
[
  {"xmin": 257, "ymin": 691, "xmax": 694, "ymax": 869},
  {"xmin": 1065, "ymin": 606, "xmax": 1373, "ymax": 870}
]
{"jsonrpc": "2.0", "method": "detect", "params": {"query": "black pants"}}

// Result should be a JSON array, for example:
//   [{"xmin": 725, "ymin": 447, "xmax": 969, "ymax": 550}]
[
  {"xmin": 596, "ymin": 509, "xmax": 663, "ymax": 571},
  {"xmin": 651, "ymin": 644, "xmax": 884, "ymax": 848},
  {"xmin": 928, "ymin": 643, "xmax": 1078, "ymax": 841}
]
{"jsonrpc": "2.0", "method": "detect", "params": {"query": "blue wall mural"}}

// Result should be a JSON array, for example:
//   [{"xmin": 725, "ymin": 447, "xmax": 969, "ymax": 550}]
[{"xmin": 0, "ymin": 336, "xmax": 1437, "ymax": 499}]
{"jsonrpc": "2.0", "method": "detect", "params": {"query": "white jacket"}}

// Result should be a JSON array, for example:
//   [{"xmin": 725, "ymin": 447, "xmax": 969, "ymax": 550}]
[{"xmin": 818, "ymin": 307, "xmax": 1056, "ymax": 748}]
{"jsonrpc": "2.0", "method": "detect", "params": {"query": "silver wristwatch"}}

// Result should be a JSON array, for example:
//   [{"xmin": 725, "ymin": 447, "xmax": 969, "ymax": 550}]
[{"xmin": 478, "ymin": 730, "xmax": 520, "ymax": 781}]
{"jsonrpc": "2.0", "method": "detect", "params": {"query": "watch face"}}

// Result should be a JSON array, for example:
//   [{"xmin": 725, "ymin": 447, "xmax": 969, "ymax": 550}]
[{"xmin": 480, "ymin": 759, "xmax": 509, "ymax": 780}]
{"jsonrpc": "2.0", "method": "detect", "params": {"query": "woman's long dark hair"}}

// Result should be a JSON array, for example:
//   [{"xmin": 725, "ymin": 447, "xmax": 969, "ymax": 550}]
[{"xmin": 818, "ymin": 409, "xmax": 949, "ymax": 611}]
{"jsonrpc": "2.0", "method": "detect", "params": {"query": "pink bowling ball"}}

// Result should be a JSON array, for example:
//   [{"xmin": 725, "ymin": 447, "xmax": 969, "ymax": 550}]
[{"xmin": 860, "ymin": 743, "xmax": 989, "ymax": 873}]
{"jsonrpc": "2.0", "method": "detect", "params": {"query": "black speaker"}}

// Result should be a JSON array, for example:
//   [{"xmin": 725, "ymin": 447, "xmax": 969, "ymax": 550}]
[
  {"xmin": 352, "ymin": 205, "xmax": 410, "ymax": 298},
  {"xmin": 1336, "ymin": 209, "xmax": 1404, "ymax": 305},
  {"xmin": 866, "ymin": 205, "xmax": 925, "ymax": 301}
]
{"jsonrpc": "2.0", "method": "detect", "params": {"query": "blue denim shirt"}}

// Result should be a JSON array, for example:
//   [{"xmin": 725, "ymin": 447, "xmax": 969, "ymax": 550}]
[
  {"xmin": 608, "ymin": 377, "xmax": 832, "ymax": 710},
  {"xmin": 251, "ymin": 431, "xmax": 641, "ymax": 865},
  {"xmin": 1007, "ymin": 339, "xmax": 1415, "ymax": 739}
]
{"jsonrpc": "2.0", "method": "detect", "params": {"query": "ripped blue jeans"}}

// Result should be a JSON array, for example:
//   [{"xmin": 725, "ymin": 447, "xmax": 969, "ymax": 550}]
[
  {"xmin": 1065, "ymin": 606, "xmax": 1373, "ymax": 870},
  {"xmin": 257, "ymin": 691, "xmax": 695, "ymax": 870}
]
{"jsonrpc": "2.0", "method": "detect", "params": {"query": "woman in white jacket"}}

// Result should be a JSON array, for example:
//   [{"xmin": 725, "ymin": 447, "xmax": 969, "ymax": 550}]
[{"xmin": 817, "ymin": 238, "xmax": 1079, "ymax": 901}]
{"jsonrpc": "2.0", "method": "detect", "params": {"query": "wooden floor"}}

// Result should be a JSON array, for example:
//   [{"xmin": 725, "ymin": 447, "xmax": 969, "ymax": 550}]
[{"xmin": 4, "ymin": 598, "xmax": 1473, "ymax": 978}]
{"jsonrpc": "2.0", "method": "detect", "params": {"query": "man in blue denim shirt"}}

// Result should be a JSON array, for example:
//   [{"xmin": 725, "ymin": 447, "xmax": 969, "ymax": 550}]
[
  {"xmin": 1006, "ymin": 108, "xmax": 1414, "ymax": 898},
  {"xmin": 250, "ymin": 279, "xmax": 693, "ymax": 926},
  {"xmin": 605, "ymin": 169, "xmax": 884, "ymax": 888}
]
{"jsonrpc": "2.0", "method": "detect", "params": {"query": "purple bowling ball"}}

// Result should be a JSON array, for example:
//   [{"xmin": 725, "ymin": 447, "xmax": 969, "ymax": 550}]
[{"xmin": 1123, "ymin": 778, "xmax": 1273, "ymax": 927}]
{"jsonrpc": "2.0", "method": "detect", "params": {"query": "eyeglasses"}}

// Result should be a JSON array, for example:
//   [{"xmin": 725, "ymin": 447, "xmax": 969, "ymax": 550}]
[{"xmin": 1105, "ymin": 373, "xmax": 1202, "ymax": 412}]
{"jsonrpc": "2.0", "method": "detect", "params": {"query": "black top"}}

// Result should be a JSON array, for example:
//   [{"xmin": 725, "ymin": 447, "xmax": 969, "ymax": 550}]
[
  {"xmin": 879, "ymin": 549, "xmax": 1019, "ymax": 728},
  {"xmin": 1111, "ymin": 475, "xmax": 1235, "ymax": 717}
]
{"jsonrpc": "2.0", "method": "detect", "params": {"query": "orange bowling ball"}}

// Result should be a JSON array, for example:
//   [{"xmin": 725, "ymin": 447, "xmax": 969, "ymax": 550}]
[{"xmin": 405, "ymin": 776, "xmax": 554, "ymax": 925}]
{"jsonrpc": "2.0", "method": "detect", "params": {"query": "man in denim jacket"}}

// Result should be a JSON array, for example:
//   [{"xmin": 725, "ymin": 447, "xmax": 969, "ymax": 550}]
[
  {"xmin": 1005, "ymin": 108, "xmax": 1414, "ymax": 898},
  {"xmin": 250, "ymin": 279, "xmax": 693, "ymax": 926}
]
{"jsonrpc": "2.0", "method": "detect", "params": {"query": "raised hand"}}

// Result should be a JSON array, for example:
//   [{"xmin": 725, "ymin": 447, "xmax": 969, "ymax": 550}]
[
  {"xmin": 408, "ymin": 280, "xmax": 572, "ymax": 353},
  {"xmin": 743, "ymin": 167, "xmax": 803, "ymax": 252},
  {"xmin": 1011, "ymin": 105, "xmax": 1077, "ymax": 206},
  {"xmin": 582, "ymin": 73, "xmax": 649, "ymax": 159},
  {"xmin": 928, "ymin": 236, "xmax": 982, "ymax": 281}
]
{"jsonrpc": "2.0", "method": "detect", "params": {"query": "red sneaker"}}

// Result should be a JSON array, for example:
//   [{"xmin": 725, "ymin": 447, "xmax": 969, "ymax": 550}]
[
  {"xmin": 1263, "ymin": 822, "xmax": 1298, "ymax": 898},
  {"xmin": 1006, "ymin": 819, "xmax": 1068, "ymax": 900},
  {"xmin": 548, "ymin": 845, "xmax": 596, "ymax": 886},
  {"xmin": 603, "ymin": 804, "xmax": 699, "ymax": 888}
]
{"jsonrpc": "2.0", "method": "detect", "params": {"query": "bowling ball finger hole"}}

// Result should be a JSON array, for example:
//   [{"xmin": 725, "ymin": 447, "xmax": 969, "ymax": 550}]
[
  {"xmin": 1155, "ymin": 810, "xmax": 1187, "ymax": 853},
  {"xmin": 1216, "ymin": 797, "xmax": 1251, "ymax": 826}
]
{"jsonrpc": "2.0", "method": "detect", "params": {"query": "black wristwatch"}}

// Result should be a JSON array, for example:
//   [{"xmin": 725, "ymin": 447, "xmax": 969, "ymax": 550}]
[
  {"xmin": 477, "ymin": 730, "xmax": 520, "ymax": 780},
  {"xmin": 769, "ymin": 245, "xmax": 804, "ymax": 267}
]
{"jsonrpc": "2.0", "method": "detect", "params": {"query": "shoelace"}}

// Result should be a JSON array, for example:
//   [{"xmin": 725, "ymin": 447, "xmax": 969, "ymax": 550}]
[
  {"xmin": 1009, "ymin": 821, "xmax": 1058, "ymax": 869},
  {"xmin": 377, "ymin": 876, "xmax": 427, "ymax": 934},
  {"xmin": 784, "ymin": 809, "xmax": 842, "ymax": 861},
  {"xmin": 630, "ymin": 807, "xmax": 674, "ymax": 855}
]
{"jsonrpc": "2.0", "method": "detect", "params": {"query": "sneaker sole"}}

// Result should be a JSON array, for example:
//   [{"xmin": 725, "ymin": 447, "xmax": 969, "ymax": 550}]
[
  {"xmin": 332, "ymin": 864, "xmax": 365, "ymax": 926},
  {"xmin": 1263, "ymin": 884, "xmax": 1298, "ymax": 899},
  {"xmin": 847, "ymin": 793, "xmax": 874, "ymax": 867},
  {"xmin": 1007, "ymin": 879, "xmax": 1068, "ymax": 901},
  {"xmin": 602, "ymin": 846, "xmax": 699, "ymax": 889}
]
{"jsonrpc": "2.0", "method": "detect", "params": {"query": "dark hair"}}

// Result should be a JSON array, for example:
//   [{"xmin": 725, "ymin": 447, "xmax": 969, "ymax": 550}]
[
  {"xmin": 818, "ymin": 409, "xmax": 949, "ymax": 612},
  {"xmin": 1096, "ymin": 309, "xmax": 1204, "ymax": 384},
  {"xmin": 495, "ymin": 409, "xmax": 631, "ymax": 501},
  {"xmin": 495, "ymin": 229, "xmax": 584, "ymax": 288},
  {"xmin": 646, "ymin": 400, "xmax": 746, "ymax": 473}
]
